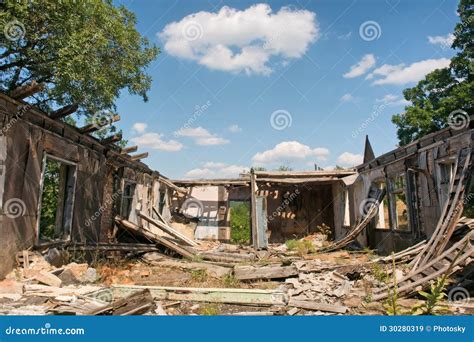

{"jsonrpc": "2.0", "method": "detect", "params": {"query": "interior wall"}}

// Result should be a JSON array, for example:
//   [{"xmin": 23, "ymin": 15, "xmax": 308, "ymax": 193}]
[{"xmin": 258, "ymin": 183, "xmax": 335, "ymax": 243}]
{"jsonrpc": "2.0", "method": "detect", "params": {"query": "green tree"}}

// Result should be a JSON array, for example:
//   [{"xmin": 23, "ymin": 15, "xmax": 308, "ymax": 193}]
[
  {"xmin": 0, "ymin": 0, "xmax": 158, "ymax": 118},
  {"xmin": 391, "ymin": 0, "xmax": 473, "ymax": 145}
]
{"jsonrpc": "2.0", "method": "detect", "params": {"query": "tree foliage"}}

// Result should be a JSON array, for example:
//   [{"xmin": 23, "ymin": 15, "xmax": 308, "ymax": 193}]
[
  {"xmin": 0, "ymin": 0, "xmax": 159, "ymax": 117},
  {"xmin": 391, "ymin": 0, "xmax": 473, "ymax": 145}
]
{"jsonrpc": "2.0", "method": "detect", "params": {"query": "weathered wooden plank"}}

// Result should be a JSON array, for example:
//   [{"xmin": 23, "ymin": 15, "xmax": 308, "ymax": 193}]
[
  {"xmin": 288, "ymin": 299, "xmax": 348, "ymax": 314},
  {"xmin": 121, "ymin": 146, "xmax": 138, "ymax": 154},
  {"xmin": 115, "ymin": 216, "xmax": 195, "ymax": 259},
  {"xmin": 234, "ymin": 265, "xmax": 298, "ymax": 281},
  {"xmin": 137, "ymin": 211, "xmax": 197, "ymax": 247},
  {"xmin": 10, "ymin": 81, "xmax": 44, "ymax": 100},
  {"xmin": 50, "ymin": 104, "xmax": 78, "ymax": 120},
  {"xmin": 111, "ymin": 285, "xmax": 288, "ymax": 306},
  {"xmin": 130, "ymin": 152, "xmax": 149, "ymax": 161},
  {"xmin": 88, "ymin": 289, "xmax": 155, "ymax": 316}
]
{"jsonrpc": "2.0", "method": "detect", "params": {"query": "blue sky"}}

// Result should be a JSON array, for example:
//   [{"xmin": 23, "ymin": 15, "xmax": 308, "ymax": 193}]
[{"xmin": 113, "ymin": 0, "xmax": 459, "ymax": 179}]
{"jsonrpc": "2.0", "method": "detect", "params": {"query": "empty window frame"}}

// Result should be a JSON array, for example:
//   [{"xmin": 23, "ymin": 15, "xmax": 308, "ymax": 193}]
[
  {"xmin": 374, "ymin": 180, "xmax": 390, "ymax": 229},
  {"xmin": 436, "ymin": 159, "xmax": 455, "ymax": 210},
  {"xmin": 121, "ymin": 180, "xmax": 136, "ymax": 218},
  {"xmin": 37, "ymin": 155, "xmax": 77, "ymax": 243},
  {"xmin": 389, "ymin": 175, "xmax": 410, "ymax": 231}
]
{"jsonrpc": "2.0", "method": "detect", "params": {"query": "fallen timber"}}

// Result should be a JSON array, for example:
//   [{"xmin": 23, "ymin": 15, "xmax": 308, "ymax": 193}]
[
  {"xmin": 109, "ymin": 285, "xmax": 288, "ymax": 306},
  {"xmin": 372, "ymin": 230, "xmax": 474, "ymax": 301},
  {"xmin": 411, "ymin": 148, "xmax": 473, "ymax": 270},
  {"xmin": 319, "ymin": 188, "xmax": 386, "ymax": 252}
]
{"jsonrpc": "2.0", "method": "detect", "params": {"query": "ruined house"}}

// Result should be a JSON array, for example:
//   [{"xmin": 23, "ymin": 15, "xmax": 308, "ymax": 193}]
[
  {"xmin": 0, "ymin": 86, "xmax": 472, "ymax": 282},
  {"xmin": 0, "ymin": 91, "xmax": 181, "ymax": 278},
  {"xmin": 171, "ymin": 119, "xmax": 473, "ymax": 255}
]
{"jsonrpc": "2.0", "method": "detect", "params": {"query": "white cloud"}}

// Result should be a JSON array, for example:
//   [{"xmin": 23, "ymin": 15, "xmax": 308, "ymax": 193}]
[
  {"xmin": 228, "ymin": 124, "xmax": 242, "ymax": 133},
  {"xmin": 343, "ymin": 54, "xmax": 376, "ymax": 78},
  {"xmin": 159, "ymin": 4, "xmax": 319, "ymax": 75},
  {"xmin": 369, "ymin": 58, "xmax": 450, "ymax": 85},
  {"xmin": 340, "ymin": 93, "xmax": 354, "ymax": 102},
  {"xmin": 376, "ymin": 94, "xmax": 410, "ymax": 106},
  {"xmin": 202, "ymin": 161, "xmax": 227, "ymax": 168},
  {"xmin": 428, "ymin": 33, "xmax": 454, "ymax": 48},
  {"xmin": 174, "ymin": 126, "xmax": 229, "ymax": 145},
  {"xmin": 130, "ymin": 133, "xmax": 183, "ymax": 152},
  {"xmin": 252, "ymin": 141, "xmax": 330, "ymax": 165},
  {"xmin": 132, "ymin": 122, "xmax": 148, "ymax": 134},
  {"xmin": 337, "ymin": 152, "xmax": 363, "ymax": 167},
  {"xmin": 185, "ymin": 162, "xmax": 249, "ymax": 178}
]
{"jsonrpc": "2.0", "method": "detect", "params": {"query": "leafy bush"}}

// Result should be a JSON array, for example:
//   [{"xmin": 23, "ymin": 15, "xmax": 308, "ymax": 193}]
[{"xmin": 230, "ymin": 202, "xmax": 251, "ymax": 244}]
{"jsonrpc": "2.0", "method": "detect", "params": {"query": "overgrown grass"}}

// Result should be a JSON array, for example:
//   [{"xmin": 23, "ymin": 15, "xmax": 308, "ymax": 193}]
[
  {"xmin": 199, "ymin": 303, "xmax": 220, "ymax": 315},
  {"xmin": 221, "ymin": 273, "xmax": 240, "ymax": 288},
  {"xmin": 285, "ymin": 239, "xmax": 315, "ymax": 256},
  {"xmin": 190, "ymin": 269, "xmax": 207, "ymax": 282}
]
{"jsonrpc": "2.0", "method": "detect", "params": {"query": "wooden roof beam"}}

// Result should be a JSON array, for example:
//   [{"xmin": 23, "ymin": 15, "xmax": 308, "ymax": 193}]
[
  {"xmin": 50, "ymin": 104, "xmax": 78, "ymax": 120},
  {"xmin": 130, "ymin": 152, "xmax": 149, "ymax": 161},
  {"xmin": 101, "ymin": 133, "xmax": 122, "ymax": 145},
  {"xmin": 10, "ymin": 81, "xmax": 44, "ymax": 100},
  {"xmin": 79, "ymin": 114, "xmax": 120, "ymax": 133},
  {"xmin": 121, "ymin": 146, "xmax": 138, "ymax": 154}
]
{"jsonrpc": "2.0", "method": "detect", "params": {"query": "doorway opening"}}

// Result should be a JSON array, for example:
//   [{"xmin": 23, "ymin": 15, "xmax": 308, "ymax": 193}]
[
  {"xmin": 229, "ymin": 200, "xmax": 251, "ymax": 245},
  {"xmin": 38, "ymin": 156, "xmax": 77, "ymax": 243}
]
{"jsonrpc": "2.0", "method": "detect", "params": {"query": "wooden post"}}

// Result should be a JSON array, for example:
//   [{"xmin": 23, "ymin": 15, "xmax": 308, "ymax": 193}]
[{"xmin": 250, "ymin": 168, "xmax": 258, "ymax": 248}]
